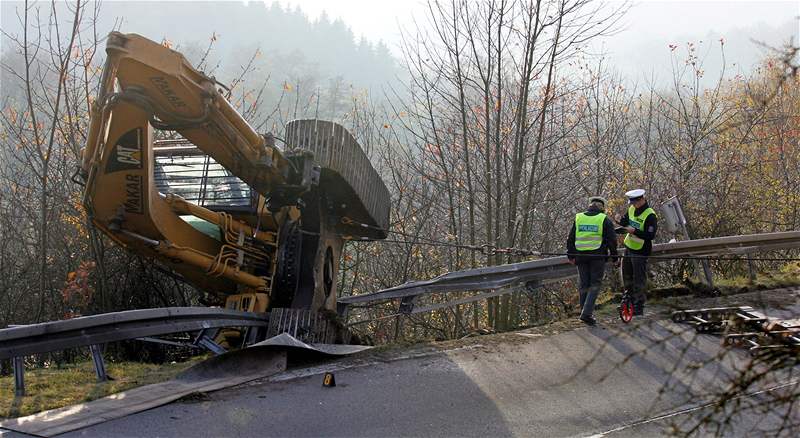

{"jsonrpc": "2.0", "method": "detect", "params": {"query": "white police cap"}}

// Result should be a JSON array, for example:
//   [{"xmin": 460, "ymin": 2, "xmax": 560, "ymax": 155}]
[{"xmin": 625, "ymin": 189, "xmax": 646, "ymax": 199}]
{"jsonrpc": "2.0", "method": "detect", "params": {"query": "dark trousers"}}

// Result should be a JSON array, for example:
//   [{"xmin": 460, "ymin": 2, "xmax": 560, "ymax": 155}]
[
  {"xmin": 622, "ymin": 254, "xmax": 648, "ymax": 304},
  {"xmin": 576, "ymin": 258, "xmax": 606, "ymax": 319}
]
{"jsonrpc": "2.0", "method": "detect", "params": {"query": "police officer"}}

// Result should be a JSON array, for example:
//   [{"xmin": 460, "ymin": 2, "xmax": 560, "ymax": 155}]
[
  {"xmin": 617, "ymin": 189, "xmax": 658, "ymax": 316},
  {"xmin": 567, "ymin": 196, "xmax": 618, "ymax": 325}
]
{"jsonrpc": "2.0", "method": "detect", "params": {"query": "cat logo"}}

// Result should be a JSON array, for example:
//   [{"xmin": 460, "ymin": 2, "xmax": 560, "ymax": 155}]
[
  {"xmin": 116, "ymin": 145, "xmax": 141, "ymax": 166},
  {"xmin": 106, "ymin": 128, "xmax": 143, "ymax": 173}
]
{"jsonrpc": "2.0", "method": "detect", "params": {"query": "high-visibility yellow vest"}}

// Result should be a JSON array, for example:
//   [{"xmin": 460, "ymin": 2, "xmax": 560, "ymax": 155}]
[
  {"xmin": 574, "ymin": 212, "xmax": 606, "ymax": 251},
  {"xmin": 624, "ymin": 206, "xmax": 656, "ymax": 250}
]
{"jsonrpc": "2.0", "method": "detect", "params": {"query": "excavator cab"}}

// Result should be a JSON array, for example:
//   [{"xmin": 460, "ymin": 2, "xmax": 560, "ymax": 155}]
[{"xmin": 154, "ymin": 140, "xmax": 256, "ymax": 212}]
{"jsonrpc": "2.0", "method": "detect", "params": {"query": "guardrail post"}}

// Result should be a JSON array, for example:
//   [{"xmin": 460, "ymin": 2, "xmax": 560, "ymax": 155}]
[
  {"xmin": 194, "ymin": 328, "xmax": 226, "ymax": 355},
  {"xmin": 90, "ymin": 344, "xmax": 108, "ymax": 382},
  {"xmin": 747, "ymin": 259, "xmax": 757, "ymax": 282},
  {"xmin": 196, "ymin": 336, "xmax": 227, "ymax": 355},
  {"xmin": 12, "ymin": 356, "xmax": 24, "ymax": 397},
  {"xmin": 336, "ymin": 302, "xmax": 350, "ymax": 319},
  {"xmin": 700, "ymin": 262, "xmax": 715, "ymax": 287},
  {"xmin": 393, "ymin": 314, "xmax": 403, "ymax": 341}
]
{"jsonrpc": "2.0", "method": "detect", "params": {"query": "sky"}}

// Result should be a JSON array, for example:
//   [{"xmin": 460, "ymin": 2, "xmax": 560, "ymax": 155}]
[
  {"xmin": 270, "ymin": 0, "xmax": 797, "ymax": 48},
  {"xmin": 270, "ymin": 0, "xmax": 417, "ymax": 47},
  {"xmin": 2, "ymin": 0, "xmax": 798, "ymax": 85},
  {"xmin": 273, "ymin": 0, "xmax": 799, "ymax": 83},
  {"xmin": 598, "ymin": 1, "xmax": 799, "ymax": 83}
]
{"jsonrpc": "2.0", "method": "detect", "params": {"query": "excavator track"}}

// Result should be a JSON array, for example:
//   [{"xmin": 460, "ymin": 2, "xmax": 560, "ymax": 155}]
[{"xmin": 285, "ymin": 119, "xmax": 389, "ymax": 239}]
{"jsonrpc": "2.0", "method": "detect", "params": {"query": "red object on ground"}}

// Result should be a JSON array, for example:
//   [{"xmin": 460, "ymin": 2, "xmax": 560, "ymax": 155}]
[{"xmin": 619, "ymin": 300, "xmax": 634, "ymax": 323}]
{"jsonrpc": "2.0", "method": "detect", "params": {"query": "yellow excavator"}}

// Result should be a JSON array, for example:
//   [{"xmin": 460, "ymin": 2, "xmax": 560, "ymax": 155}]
[{"xmin": 79, "ymin": 32, "xmax": 389, "ymax": 345}]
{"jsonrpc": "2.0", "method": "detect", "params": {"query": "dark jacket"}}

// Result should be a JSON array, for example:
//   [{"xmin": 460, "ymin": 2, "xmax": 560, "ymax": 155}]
[
  {"xmin": 567, "ymin": 205, "xmax": 618, "ymax": 263},
  {"xmin": 617, "ymin": 202, "xmax": 658, "ymax": 255}
]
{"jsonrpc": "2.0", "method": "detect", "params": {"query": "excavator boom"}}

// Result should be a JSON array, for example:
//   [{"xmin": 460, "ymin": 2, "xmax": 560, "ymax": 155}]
[{"xmin": 83, "ymin": 32, "xmax": 290, "ymax": 196}]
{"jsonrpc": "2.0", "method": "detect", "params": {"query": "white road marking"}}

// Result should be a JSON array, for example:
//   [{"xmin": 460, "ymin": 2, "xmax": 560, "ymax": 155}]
[{"xmin": 583, "ymin": 380, "xmax": 799, "ymax": 437}]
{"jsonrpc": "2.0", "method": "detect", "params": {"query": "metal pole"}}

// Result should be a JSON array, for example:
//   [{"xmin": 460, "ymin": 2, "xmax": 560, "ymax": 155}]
[
  {"xmin": 13, "ymin": 356, "xmax": 25, "ymax": 397},
  {"xmin": 672, "ymin": 200, "xmax": 714, "ymax": 287},
  {"xmin": 90, "ymin": 344, "xmax": 108, "ymax": 382},
  {"xmin": 747, "ymin": 259, "xmax": 757, "ymax": 282},
  {"xmin": 679, "ymin": 222, "xmax": 715, "ymax": 286},
  {"xmin": 394, "ymin": 314, "xmax": 403, "ymax": 341}
]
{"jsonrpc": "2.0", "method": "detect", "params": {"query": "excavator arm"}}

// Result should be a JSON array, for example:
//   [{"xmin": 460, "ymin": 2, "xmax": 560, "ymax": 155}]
[
  {"xmin": 83, "ymin": 32, "xmax": 291, "ymax": 194},
  {"xmin": 80, "ymin": 32, "xmax": 292, "ymax": 302}
]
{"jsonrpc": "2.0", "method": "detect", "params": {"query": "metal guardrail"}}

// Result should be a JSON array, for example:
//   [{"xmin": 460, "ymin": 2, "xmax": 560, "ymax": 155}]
[
  {"xmin": 338, "ymin": 231, "xmax": 800, "ymax": 306},
  {"xmin": 0, "ymin": 307, "xmax": 268, "ymax": 360}
]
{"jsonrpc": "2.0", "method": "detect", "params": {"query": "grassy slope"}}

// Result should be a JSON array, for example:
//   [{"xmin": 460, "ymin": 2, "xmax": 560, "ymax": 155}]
[
  {"xmin": 590, "ymin": 262, "xmax": 800, "ymax": 317},
  {"xmin": 0, "ymin": 357, "xmax": 204, "ymax": 419}
]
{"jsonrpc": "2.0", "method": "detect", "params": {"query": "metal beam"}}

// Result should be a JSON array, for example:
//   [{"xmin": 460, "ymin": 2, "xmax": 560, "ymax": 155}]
[
  {"xmin": 338, "ymin": 231, "xmax": 800, "ymax": 306},
  {"xmin": 12, "ymin": 357, "xmax": 24, "ymax": 397},
  {"xmin": 196, "ymin": 336, "xmax": 227, "ymax": 355},
  {"xmin": 407, "ymin": 284, "xmax": 540, "ymax": 315},
  {"xmin": 135, "ymin": 337, "xmax": 202, "ymax": 349},
  {"xmin": 0, "ymin": 307, "xmax": 268, "ymax": 360},
  {"xmin": 90, "ymin": 344, "xmax": 108, "ymax": 382}
]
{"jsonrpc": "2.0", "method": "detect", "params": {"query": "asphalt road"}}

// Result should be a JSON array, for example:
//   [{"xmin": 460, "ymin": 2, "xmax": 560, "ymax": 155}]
[{"xmin": 55, "ymin": 312, "xmax": 797, "ymax": 438}]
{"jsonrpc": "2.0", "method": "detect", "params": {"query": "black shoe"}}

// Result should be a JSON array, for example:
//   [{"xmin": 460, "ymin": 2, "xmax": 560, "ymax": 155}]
[{"xmin": 580, "ymin": 315, "xmax": 597, "ymax": 326}]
